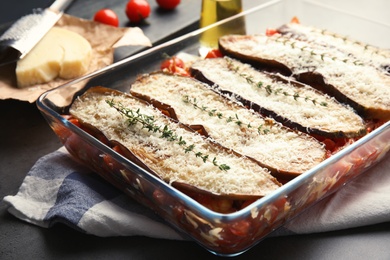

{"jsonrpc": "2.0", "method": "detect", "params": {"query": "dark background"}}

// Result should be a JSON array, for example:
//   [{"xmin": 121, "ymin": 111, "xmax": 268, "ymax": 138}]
[
  {"xmin": 1, "ymin": 1, "xmax": 390, "ymax": 259},
  {"xmin": 0, "ymin": 0, "xmax": 53, "ymax": 24}
]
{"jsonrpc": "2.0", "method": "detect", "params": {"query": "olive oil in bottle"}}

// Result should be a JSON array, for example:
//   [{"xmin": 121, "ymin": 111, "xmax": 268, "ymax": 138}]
[{"xmin": 199, "ymin": 0, "xmax": 245, "ymax": 49}]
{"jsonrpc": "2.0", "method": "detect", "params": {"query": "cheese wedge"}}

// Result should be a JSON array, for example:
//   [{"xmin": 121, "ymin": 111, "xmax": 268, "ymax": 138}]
[{"xmin": 16, "ymin": 27, "xmax": 92, "ymax": 88}]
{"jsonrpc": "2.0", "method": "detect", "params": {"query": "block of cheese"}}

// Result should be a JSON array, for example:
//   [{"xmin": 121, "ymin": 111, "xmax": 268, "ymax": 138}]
[{"xmin": 16, "ymin": 27, "xmax": 92, "ymax": 88}]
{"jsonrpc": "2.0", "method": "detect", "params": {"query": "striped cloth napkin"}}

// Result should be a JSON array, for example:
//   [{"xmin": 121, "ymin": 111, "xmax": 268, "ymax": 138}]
[{"xmin": 2, "ymin": 147, "xmax": 390, "ymax": 239}]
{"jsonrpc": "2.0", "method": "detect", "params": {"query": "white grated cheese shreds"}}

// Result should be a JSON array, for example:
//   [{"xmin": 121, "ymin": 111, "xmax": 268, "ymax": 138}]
[
  {"xmin": 191, "ymin": 57, "xmax": 365, "ymax": 136},
  {"xmin": 131, "ymin": 73, "xmax": 326, "ymax": 176},
  {"xmin": 219, "ymin": 34, "xmax": 390, "ymax": 116},
  {"xmin": 69, "ymin": 88, "xmax": 281, "ymax": 198},
  {"xmin": 281, "ymin": 22, "xmax": 390, "ymax": 69}
]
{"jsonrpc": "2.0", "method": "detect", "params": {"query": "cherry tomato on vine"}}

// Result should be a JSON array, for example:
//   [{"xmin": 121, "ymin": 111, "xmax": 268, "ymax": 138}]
[
  {"xmin": 93, "ymin": 9, "xmax": 119, "ymax": 27},
  {"xmin": 125, "ymin": 0, "xmax": 151, "ymax": 24},
  {"xmin": 156, "ymin": 0, "xmax": 181, "ymax": 10}
]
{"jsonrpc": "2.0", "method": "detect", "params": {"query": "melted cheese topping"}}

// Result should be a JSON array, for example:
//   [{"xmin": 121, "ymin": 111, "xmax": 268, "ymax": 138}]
[
  {"xmin": 219, "ymin": 34, "xmax": 390, "ymax": 113},
  {"xmin": 191, "ymin": 57, "xmax": 365, "ymax": 136},
  {"xmin": 70, "ymin": 89, "xmax": 280, "ymax": 197},
  {"xmin": 282, "ymin": 23, "xmax": 390, "ymax": 67},
  {"xmin": 131, "ymin": 73, "xmax": 326, "ymax": 175}
]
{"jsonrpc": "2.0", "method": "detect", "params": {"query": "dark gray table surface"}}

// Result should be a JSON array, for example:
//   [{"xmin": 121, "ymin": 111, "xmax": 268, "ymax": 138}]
[{"xmin": 1, "ymin": 1, "xmax": 390, "ymax": 259}]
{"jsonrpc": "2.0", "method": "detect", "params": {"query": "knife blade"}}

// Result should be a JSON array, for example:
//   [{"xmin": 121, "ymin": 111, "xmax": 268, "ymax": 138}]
[{"xmin": 0, "ymin": 0, "xmax": 74, "ymax": 66}]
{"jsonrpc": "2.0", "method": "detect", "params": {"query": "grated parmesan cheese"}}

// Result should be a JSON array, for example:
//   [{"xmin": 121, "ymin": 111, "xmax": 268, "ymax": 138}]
[
  {"xmin": 219, "ymin": 34, "xmax": 390, "ymax": 119},
  {"xmin": 131, "ymin": 72, "xmax": 327, "ymax": 177},
  {"xmin": 69, "ymin": 87, "xmax": 281, "ymax": 198},
  {"xmin": 191, "ymin": 57, "xmax": 366, "ymax": 137},
  {"xmin": 280, "ymin": 22, "xmax": 390, "ymax": 71}
]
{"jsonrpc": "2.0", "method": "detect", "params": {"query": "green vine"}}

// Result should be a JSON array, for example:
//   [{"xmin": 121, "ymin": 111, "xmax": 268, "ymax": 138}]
[{"xmin": 106, "ymin": 99, "xmax": 230, "ymax": 171}]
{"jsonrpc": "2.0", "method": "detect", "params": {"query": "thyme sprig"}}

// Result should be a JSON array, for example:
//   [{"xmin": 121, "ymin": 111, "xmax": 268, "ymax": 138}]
[
  {"xmin": 226, "ymin": 59, "xmax": 328, "ymax": 107},
  {"xmin": 182, "ymin": 95, "xmax": 271, "ymax": 134},
  {"xmin": 106, "ymin": 99, "xmax": 230, "ymax": 171},
  {"xmin": 316, "ymin": 29, "xmax": 386, "ymax": 58},
  {"xmin": 272, "ymin": 34, "xmax": 365, "ymax": 66}
]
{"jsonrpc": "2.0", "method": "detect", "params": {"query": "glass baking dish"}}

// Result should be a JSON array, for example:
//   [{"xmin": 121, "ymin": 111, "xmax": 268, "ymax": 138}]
[{"xmin": 37, "ymin": 0, "xmax": 390, "ymax": 256}]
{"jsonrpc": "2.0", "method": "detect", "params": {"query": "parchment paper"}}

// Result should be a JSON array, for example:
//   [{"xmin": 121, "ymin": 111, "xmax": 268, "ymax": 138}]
[{"xmin": 0, "ymin": 14, "xmax": 151, "ymax": 103}]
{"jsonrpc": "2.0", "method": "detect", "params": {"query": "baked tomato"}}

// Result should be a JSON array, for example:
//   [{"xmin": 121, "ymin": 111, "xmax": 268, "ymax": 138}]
[
  {"xmin": 290, "ymin": 16, "xmax": 300, "ymax": 24},
  {"xmin": 265, "ymin": 28, "xmax": 278, "ymax": 36},
  {"xmin": 160, "ymin": 56, "xmax": 185, "ymax": 70},
  {"xmin": 156, "ymin": 0, "xmax": 181, "ymax": 10},
  {"xmin": 93, "ymin": 9, "xmax": 119, "ymax": 27},
  {"xmin": 160, "ymin": 56, "xmax": 189, "ymax": 76},
  {"xmin": 205, "ymin": 49, "xmax": 223, "ymax": 59},
  {"xmin": 125, "ymin": 0, "xmax": 151, "ymax": 23}
]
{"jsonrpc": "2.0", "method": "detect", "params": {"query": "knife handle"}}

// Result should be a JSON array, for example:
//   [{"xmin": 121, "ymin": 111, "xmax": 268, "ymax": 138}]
[{"xmin": 49, "ymin": 0, "xmax": 74, "ymax": 13}]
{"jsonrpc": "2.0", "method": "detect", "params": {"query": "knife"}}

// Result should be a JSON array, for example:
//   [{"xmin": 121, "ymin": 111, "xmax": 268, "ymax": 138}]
[{"xmin": 0, "ymin": 0, "xmax": 74, "ymax": 66}]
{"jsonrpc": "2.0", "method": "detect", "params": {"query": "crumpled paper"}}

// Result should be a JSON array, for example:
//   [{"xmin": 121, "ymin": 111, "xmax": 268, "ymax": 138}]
[{"xmin": 0, "ymin": 14, "xmax": 151, "ymax": 103}]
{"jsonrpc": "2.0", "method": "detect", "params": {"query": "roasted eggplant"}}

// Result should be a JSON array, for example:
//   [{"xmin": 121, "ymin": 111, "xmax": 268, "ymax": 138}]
[
  {"xmin": 190, "ymin": 57, "xmax": 367, "ymax": 139},
  {"xmin": 218, "ymin": 33, "xmax": 390, "ymax": 121},
  {"xmin": 130, "ymin": 72, "xmax": 327, "ymax": 180}
]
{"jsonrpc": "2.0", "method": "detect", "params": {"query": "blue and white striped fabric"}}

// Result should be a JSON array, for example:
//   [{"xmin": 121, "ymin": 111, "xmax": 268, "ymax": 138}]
[
  {"xmin": 3, "ymin": 147, "xmax": 390, "ymax": 238},
  {"xmin": 2, "ymin": 147, "xmax": 182, "ymax": 240}
]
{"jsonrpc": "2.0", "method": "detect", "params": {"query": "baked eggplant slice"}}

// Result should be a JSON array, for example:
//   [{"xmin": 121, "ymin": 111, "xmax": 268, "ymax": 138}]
[
  {"xmin": 218, "ymin": 34, "xmax": 390, "ymax": 121},
  {"xmin": 277, "ymin": 21, "xmax": 390, "ymax": 76},
  {"xmin": 190, "ymin": 57, "xmax": 367, "ymax": 139},
  {"xmin": 130, "ymin": 72, "xmax": 327, "ymax": 180},
  {"xmin": 69, "ymin": 86, "xmax": 281, "ymax": 201}
]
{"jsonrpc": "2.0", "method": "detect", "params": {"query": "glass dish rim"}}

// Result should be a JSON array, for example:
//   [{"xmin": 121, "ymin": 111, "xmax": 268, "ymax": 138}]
[{"xmin": 36, "ymin": 0, "xmax": 390, "ymax": 221}]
